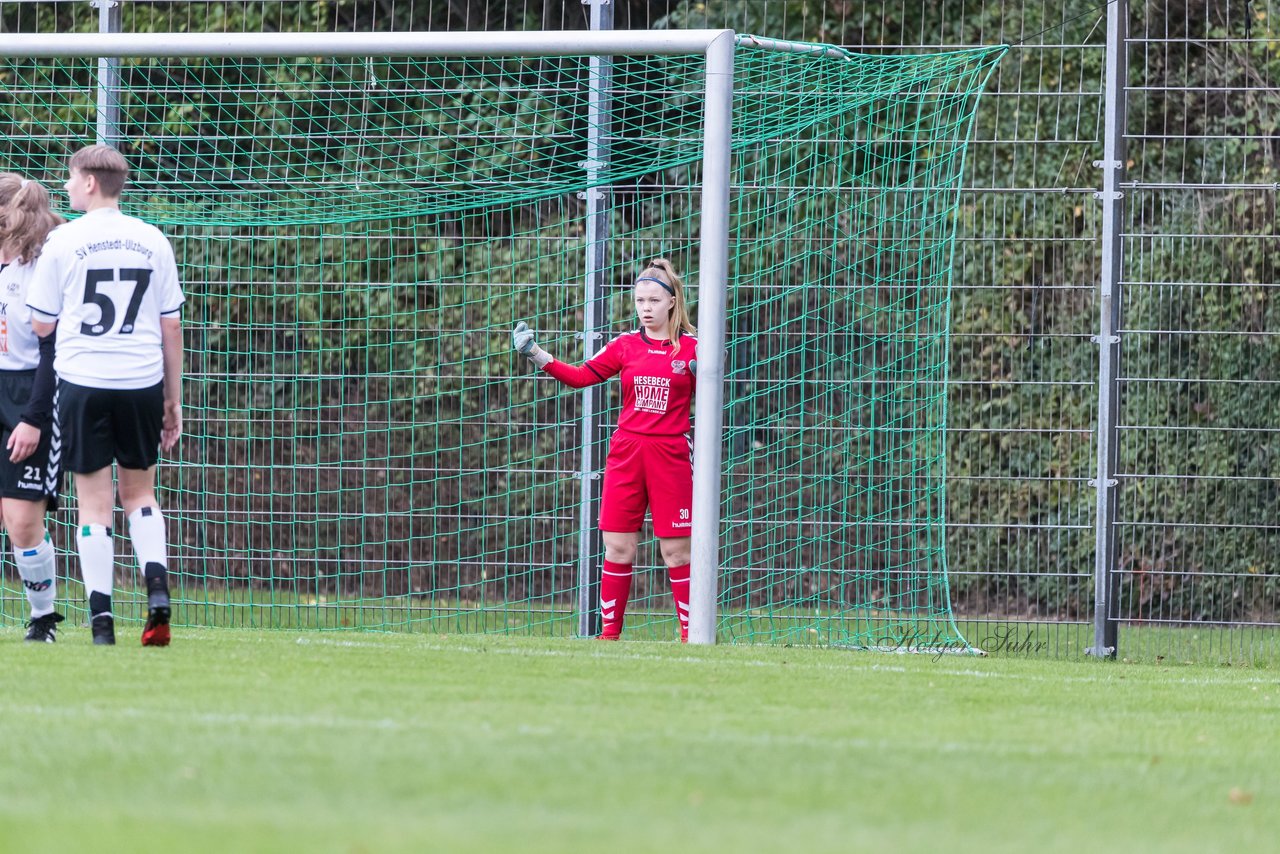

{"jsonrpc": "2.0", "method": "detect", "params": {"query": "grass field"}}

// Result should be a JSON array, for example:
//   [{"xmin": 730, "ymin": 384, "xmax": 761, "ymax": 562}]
[{"xmin": 1, "ymin": 625, "xmax": 1275, "ymax": 854}]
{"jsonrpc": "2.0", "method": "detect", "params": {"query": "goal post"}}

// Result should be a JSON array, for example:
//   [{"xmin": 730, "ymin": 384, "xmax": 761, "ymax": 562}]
[
  {"xmin": 0, "ymin": 31, "xmax": 1005, "ymax": 653},
  {"xmin": 688, "ymin": 31, "xmax": 734, "ymax": 645}
]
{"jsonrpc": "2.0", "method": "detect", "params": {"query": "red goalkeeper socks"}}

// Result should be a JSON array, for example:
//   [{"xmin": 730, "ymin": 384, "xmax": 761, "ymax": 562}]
[
  {"xmin": 668, "ymin": 563, "xmax": 691, "ymax": 642},
  {"xmin": 599, "ymin": 560, "xmax": 633, "ymax": 639}
]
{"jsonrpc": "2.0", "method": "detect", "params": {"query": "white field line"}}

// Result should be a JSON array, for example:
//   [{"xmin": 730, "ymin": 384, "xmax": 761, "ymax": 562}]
[
  {"xmin": 289, "ymin": 636, "xmax": 1280, "ymax": 687},
  {"xmin": 0, "ymin": 698, "xmax": 1069, "ymax": 758},
  {"xmin": 6, "ymin": 625, "xmax": 1271, "ymax": 689}
]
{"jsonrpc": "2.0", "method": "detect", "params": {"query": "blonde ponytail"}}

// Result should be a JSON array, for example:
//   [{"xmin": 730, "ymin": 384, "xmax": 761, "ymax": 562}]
[{"xmin": 0, "ymin": 173, "xmax": 64, "ymax": 264}]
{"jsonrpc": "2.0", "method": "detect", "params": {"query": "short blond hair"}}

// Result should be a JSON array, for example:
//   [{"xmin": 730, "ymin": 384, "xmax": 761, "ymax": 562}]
[{"xmin": 69, "ymin": 143, "xmax": 129, "ymax": 198}]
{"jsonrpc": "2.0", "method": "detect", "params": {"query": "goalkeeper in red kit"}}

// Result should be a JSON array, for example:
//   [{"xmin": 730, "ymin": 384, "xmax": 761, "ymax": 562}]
[{"xmin": 514, "ymin": 259, "xmax": 697, "ymax": 641}]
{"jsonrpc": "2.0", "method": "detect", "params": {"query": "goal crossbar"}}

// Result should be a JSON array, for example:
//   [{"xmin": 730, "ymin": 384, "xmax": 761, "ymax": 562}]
[{"xmin": 7, "ymin": 29, "xmax": 749, "ymax": 58}]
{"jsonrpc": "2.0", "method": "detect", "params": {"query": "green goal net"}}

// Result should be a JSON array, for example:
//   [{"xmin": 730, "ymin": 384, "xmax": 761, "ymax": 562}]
[{"xmin": 0, "ymin": 35, "xmax": 1004, "ymax": 651}]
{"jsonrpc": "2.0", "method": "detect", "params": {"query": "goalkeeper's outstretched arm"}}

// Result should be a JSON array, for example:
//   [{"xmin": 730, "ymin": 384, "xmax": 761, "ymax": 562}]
[{"xmin": 512, "ymin": 321, "xmax": 618, "ymax": 388}]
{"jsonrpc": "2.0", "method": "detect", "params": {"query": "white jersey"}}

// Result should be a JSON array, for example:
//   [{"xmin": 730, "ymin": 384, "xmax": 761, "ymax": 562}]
[
  {"xmin": 0, "ymin": 261, "xmax": 42, "ymax": 371},
  {"xmin": 26, "ymin": 208, "xmax": 184, "ymax": 389}
]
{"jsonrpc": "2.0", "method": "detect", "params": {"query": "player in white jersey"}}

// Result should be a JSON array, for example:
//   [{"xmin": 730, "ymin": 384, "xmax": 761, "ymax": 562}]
[
  {"xmin": 27, "ymin": 144, "xmax": 184, "ymax": 647},
  {"xmin": 0, "ymin": 173, "xmax": 66, "ymax": 642}
]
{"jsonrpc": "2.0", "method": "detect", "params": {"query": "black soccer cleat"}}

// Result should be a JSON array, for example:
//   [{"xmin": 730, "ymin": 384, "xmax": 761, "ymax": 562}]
[
  {"xmin": 91, "ymin": 613, "xmax": 116, "ymax": 646},
  {"xmin": 24, "ymin": 611, "xmax": 65, "ymax": 643}
]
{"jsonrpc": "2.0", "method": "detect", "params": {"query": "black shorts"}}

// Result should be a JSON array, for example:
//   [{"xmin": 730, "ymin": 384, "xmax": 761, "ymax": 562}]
[
  {"xmin": 57, "ymin": 380, "xmax": 164, "ymax": 474},
  {"xmin": 0, "ymin": 370, "xmax": 61, "ymax": 508}
]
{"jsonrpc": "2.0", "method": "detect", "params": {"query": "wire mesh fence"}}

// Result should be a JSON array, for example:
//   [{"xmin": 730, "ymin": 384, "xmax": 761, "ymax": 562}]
[
  {"xmin": 1117, "ymin": 0, "xmax": 1280, "ymax": 663},
  {"xmin": 0, "ymin": 0, "xmax": 1276, "ymax": 664}
]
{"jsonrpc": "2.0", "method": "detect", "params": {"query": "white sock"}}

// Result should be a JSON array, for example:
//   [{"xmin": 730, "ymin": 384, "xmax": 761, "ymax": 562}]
[
  {"xmin": 127, "ymin": 506, "xmax": 168, "ymax": 570},
  {"xmin": 76, "ymin": 524, "xmax": 115, "ymax": 612},
  {"xmin": 14, "ymin": 533, "xmax": 56, "ymax": 618}
]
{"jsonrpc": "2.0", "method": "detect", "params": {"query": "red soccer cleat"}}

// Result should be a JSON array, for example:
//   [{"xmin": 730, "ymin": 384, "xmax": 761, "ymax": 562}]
[
  {"xmin": 141, "ymin": 616, "xmax": 170, "ymax": 646},
  {"xmin": 141, "ymin": 562, "xmax": 172, "ymax": 647},
  {"xmin": 141, "ymin": 606, "xmax": 171, "ymax": 647}
]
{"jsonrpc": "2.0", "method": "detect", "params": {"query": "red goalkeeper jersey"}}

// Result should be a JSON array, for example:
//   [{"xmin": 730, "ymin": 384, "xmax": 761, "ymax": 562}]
[{"xmin": 543, "ymin": 330, "xmax": 697, "ymax": 435}]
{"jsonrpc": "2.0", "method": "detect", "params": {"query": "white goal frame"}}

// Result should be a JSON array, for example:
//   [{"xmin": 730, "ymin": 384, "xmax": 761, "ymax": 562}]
[{"xmin": 10, "ymin": 29, "xmax": 742, "ymax": 643}]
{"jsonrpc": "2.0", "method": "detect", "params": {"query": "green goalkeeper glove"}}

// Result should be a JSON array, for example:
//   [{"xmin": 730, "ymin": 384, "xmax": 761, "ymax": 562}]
[{"xmin": 513, "ymin": 322, "xmax": 552, "ymax": 368}]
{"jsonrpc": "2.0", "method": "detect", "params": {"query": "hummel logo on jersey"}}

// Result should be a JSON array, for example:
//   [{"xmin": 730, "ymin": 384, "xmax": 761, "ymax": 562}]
[{"xmin": 634, "ymin": 375, "xmax": 671, "ymax": 414}]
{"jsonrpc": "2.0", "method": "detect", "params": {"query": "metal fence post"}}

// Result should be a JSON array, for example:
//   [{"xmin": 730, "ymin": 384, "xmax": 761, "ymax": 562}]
[
  {"xmin": 92, "ymin": 0, "xmax": 123, "ymax": 146},
  {"xmin": 576, "ymin": 0, "xmax": 614, "ymax": 639},
  {"xmin": 1087, "ymin": 0, "xmax": 1128, "ymax": 659}
]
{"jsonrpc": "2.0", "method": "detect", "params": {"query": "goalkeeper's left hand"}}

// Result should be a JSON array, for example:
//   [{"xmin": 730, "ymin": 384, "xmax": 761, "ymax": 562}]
[{"xmin": 513, "ymin": 321, "xmax": 553, "ymax": 368}]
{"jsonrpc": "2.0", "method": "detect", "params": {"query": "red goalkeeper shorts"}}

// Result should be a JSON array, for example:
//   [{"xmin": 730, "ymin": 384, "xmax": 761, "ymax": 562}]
[{"xmin": 599, "ymin": 429, "xmax": 693, "ymax": 537}]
